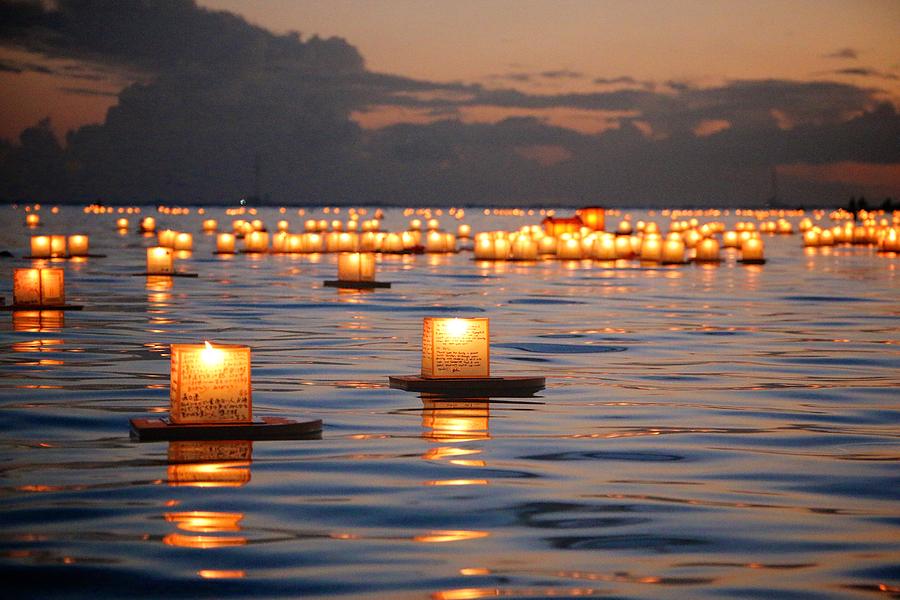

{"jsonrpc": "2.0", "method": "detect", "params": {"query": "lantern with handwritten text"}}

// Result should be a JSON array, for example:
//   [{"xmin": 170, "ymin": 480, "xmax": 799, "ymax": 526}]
[
  {"xmin": 147, "ymin": 246, "xmax": 174, "ymax": 275},
  {"xmin": 170, "ymin": 342, "xmax": 252, "ymax": 425},
  {"xmin": 13, "ymin": 268, "xmax": 65, "ymax": 307},
  {"xmin": 421, "ymin": 317, "xmax": 489, "ymax": 378}
]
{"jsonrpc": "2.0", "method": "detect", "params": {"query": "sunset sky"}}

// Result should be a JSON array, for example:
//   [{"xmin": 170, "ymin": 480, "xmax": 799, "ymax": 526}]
[{"xmin": 1, "ymin": 0, "xmax": 898, "ymax": 205}]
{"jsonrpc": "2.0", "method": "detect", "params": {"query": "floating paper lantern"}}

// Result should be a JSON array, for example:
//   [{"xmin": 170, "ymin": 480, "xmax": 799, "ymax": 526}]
[
  {"xmin": 556, "ymin": 237, "xmax": 582, "ymax": 260},
  {"xmin": 425, "ymin": 231, "xmax": 446, "ymax": 253},
  {"xmin": 13, "ymin": 268, "xmax": 65, "ymax": 307},
  {"xmin": 639, "ymin": 234, "xmax": 662, "ymax": 262},
  {"xmin": 337, "ymin": 252, "xmax": 376, "ymax": 282},
  {"xmin": 202, "ymin": 219, "xmax": 218, "ymax": 232},
  {"xmin": 244, "ymin": 231, "xmax": 269, "ymax": 253},
  {"xmin": 694, "ymin": 237, "xmax": 721, "ymax": 262},
  {"xmin": 427, "ymin": 218, "xmax": 440, "ymax": 230},
  {"xmin": 722, "ymin": 231, "xmax": 739, "ymax": 248},
  {"xmin": 216, "ymin": 233, "xmax": 236, "ymax": 254},
  {"xmin": 421, "ymin": 317, "xmax": 489, "ymax": 378},
  {"xmin": 140, "ymin": 217, "xmax": 156, "ymax": 233},
  {"xmin": 614, "ymin": 235, "xmax": 634, "ymax": 259},
  {"xmin": 592, "ymin": 234, "xmax": 617, "ymax": 260},
  {"xmin": 492, "ymin": 238, "xmax": 511, "ymax": 260},
  {"xmin": 576, "ymin": 206, "xmax": 605, "ymax": 231},
  {"xmin": 158, "ymin": 229, "xmax": 177, "ymax": 248},
  {"xmin": 616, "ymin": 220, "xmax": 633, "ymax": 235},
  {"xmin": 776, "ymin": 219, "xmax": 793, "ymax": 234},
  {"xmin": 25, "ymin": 213, "xmax": 40, "ymax": 227},
  {"xmin": 538, "ymin": 236, "xmax": 557, "ymax": 256},
  {"xmin": 457, "ymin": 224, "xmax": 472, "ymax": 239},
  {"xmin": 304, "ymin": 233, "xmax": 323, "ymax": 253},
  {"xmin": 740, "ymin": 237, "xmax": 765, "ymax": 262},
  {"xmin": 169, "ymin": 342, "xmax": 251, "ymax": 424},
  {"xmin": 30, "ymin": 235, "xmax": 51, "ymax": 258},
  {"xmin": 662, "ymin": 238, "xmax": 686, "ymax": 264},
  {"xmin": 285, "ymin": 234, "xmax": 303, "ymax": 253},
  {"xmin": 474, "ymin": 237, "xmax": 495, "ymax": 260},
  {"xmin": 147, "ymin": 246, "xmax": 174, "ymax": 274},
  {"xmin": 543, "ymin": 217, "xmax": 581, "ymax": 237},
  {"xmin": 117, "ymin": 218, "xmax": 129, "ymax": 230},
  {"xmin": 511, "ymin": 236, "xmax": 538, "ymax": 260},
  {"xmin": 68, "ymin": 234, "xmax": 89, "ymax": 257},
  {"xmin": 50, "ymin": 235, "xmax": 67, "ymax": 257},
  {"xmin": 271, "ymin": 231, "xmax": 289, "ymax": 253},
  {"xmin": 174, "ymin": 232, "xmax": 193, "ymax": 251}
]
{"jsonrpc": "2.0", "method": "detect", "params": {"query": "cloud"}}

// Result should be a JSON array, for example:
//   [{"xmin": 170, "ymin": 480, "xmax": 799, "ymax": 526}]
[
  {"xmin": 829, "ymin": 67, "xmax": 899, "ymax": 80},
  {"xmin": 823, "ymin": 48, "xmax": 859, "ymax": 60},
  {"xmin": 539, "ymin": 70, "xmax": 582, "ymax": 79},
  {"xmin": 58, "ymin": 87, "xmax": 118, "ymax": 97},
  {"xmin": 0, "ymin": 0, "xmax": 897, "ymax": 205}
]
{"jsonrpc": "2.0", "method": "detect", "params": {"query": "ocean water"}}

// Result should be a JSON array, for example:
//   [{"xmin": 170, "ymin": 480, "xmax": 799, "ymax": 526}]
[{"xmin": 0, "ymin": 206, "xmax": 898, "ymax": 599}]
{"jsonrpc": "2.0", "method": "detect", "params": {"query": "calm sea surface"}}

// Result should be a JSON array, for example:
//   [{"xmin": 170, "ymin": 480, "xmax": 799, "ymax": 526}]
[{"xmin": 0, "ymin": 206, "xmax": 898, "ymax": 599}]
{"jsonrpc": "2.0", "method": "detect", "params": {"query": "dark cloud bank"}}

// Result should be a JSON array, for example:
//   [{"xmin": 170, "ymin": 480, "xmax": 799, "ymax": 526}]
[{"xmin": 1, "ymin": 0, "xmax": 898, "ymax": 206}]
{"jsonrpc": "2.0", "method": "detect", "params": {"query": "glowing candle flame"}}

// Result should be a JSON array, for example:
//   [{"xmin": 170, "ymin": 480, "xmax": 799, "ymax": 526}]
[{"xmin": 200, "ymin": 341, "xmax": 224, "ymax": 366}]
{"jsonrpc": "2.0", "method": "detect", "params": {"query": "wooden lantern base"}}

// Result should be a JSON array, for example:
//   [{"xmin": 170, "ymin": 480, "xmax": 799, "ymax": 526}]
[
  {"xmin": 389, "ymin": 375, "xmax": 545, "ymax": 396},
  {"xmin": 692, "ymin": 258, "xmax": 722, "ymax": 264},
  {"xmin": 213, "ymin": 251, "xmax": 237, "ymax": 255},
  {"xmin": 661, "ymin": 259, "xmax": 689, "ymax": 265},
  {"xmin": 323, "ymin": 280, "xmax": 392, "ymax": 289},
  {"xmin": 1, "ymin": 304, "xmax": 83, "ymax": 311},
  {"xmin": 23, "ymin": 254, "xmax": 107, "ymax": 259},
  {"xmin": 737, "ymin": 258, "xmax": 767, "ymax": 264},
  {"xmin": 130, "ymin": 272, "xmax": 199, "ymax": 277},
  {"xmin": 130, "ymin": 416, "xmax": 323, "ymax": 442}
]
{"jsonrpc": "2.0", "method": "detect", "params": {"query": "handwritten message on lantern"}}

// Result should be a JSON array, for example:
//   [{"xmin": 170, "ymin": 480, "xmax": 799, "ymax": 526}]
[
  {"xmin": 14, "ymin": 268, "xmax": 65, "ymax": 307},
  {"xmin": 170, "ymin": 343, "xmax": 251, "ymax": 424},
  {"xmin": 421, "ymin": 317, "xmax": 489, "ymax": 378}
]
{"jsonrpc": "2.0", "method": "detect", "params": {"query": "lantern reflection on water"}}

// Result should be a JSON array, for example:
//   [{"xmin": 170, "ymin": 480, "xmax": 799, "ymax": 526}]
[
  {"xmin": 12, "ymin": 310, "xmax": 65, "ymax": 332},
  {"xmin": 421, "ymin": 397, "xmax": 490, "ymax": 442},
  {"xmin": 167, "ymin": 440, "xmax": 252, "ymax": 487}
]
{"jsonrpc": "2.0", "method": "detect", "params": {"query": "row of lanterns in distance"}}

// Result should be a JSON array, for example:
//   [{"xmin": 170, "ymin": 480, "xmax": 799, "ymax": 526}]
[
  {"xmin": 473, "ymin": 222, "xmax": 764, "ymax": 262},
  {"xmin": 135, "ymin": 216, "xmax": 468, "ymax": 255},
  {"xmin": 799, "ymin": 217, "xmax": 900, "ymax": 251}
]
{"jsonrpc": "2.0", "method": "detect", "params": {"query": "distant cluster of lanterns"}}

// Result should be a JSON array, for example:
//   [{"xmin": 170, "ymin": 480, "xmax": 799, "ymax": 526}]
[{"xmin": 7, "ymin": 203, "xmax": 900, "ymax": 312}]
